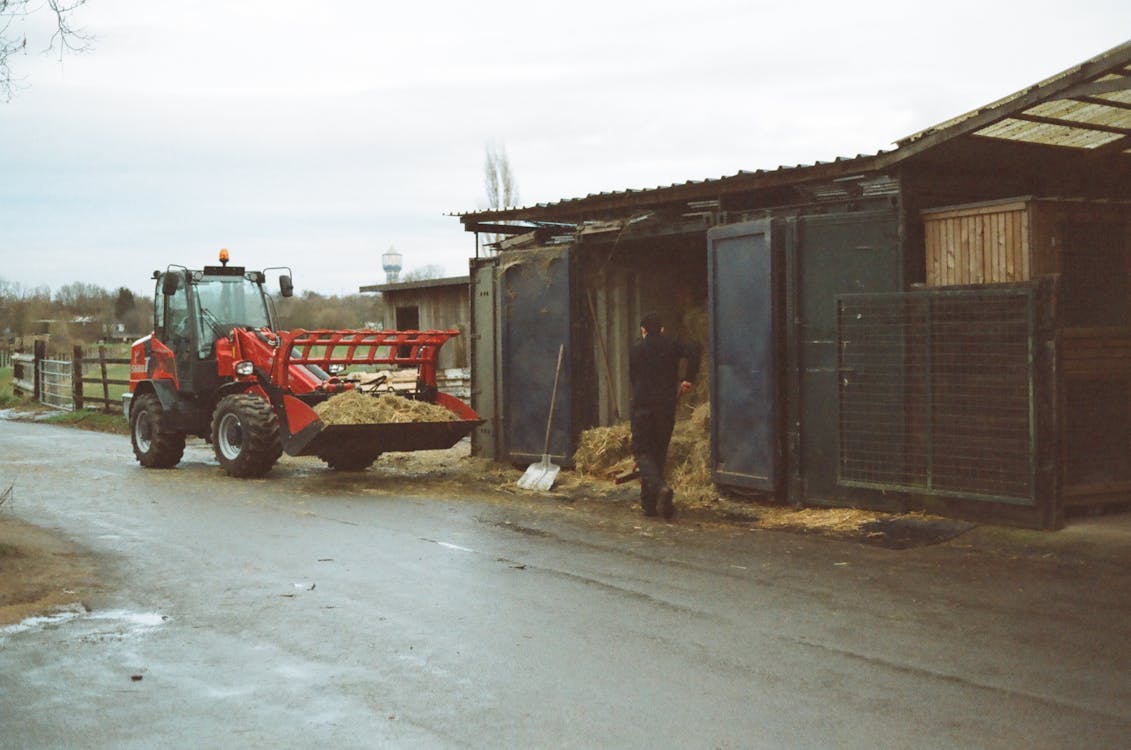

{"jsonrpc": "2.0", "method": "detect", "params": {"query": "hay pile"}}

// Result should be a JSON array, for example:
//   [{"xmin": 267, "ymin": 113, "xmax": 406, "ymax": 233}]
[
  {"xmin": 314, "ymin": 390, "xmax": 459, "ymax": 425},
  {"xmin": 573, "ymin": 401, "xmax": 714, "ymax": 505},
  {"xmin": 573, "ymin": 422, "xmax": 634, "ymax": 479},
  {"xmin": 666, "ymin": 402, "xmax": 713, "ymax": 503}
]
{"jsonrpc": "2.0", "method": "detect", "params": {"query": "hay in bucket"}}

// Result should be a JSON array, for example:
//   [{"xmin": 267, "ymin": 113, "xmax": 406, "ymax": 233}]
[{"xmin": 314, "ymin": 390, "xmax": 459, "ymax": 425}]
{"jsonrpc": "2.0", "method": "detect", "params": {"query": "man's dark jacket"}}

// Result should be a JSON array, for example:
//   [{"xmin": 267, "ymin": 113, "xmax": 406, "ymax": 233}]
[{"xmin": 629, "ymin": 333, "xmax": 701, "ymax": 410}]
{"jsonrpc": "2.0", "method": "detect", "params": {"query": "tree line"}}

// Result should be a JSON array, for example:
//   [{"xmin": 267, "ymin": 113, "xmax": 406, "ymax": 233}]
[{"xmin": 0, "ymin": 278, "xmax": 380, "ymax": 353}]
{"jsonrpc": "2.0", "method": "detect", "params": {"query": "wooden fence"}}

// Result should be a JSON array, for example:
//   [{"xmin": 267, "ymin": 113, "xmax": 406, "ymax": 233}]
[
  {"xmin": 12, "ymin": 349, "xmax": 37, "ymax": 398},
  {"xmin": 74, "ymin": 344, "xmax": 132, "ymax": 412},
  {"xmin": 9, "ymin": 347, "xmax": 468, "ymax": 414},
  {"xmin": 11, "ymin": 344, "xmax": 131, "ymax": 413}
]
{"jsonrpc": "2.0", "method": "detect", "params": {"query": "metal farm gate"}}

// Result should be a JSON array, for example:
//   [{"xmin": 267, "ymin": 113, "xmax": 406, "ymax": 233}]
[
  {"xmin": 836, "ymin": 280, "xmax": 1059, "ymax": 527},
  {"xmin": 38, "ymin": 355, "xmax": 74, "ymax": 411}
]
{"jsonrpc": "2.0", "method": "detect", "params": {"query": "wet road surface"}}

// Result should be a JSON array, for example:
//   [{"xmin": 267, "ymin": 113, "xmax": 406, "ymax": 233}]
[{"xmin": 2, "ymin": 421, "xmax": 1130, "ymax": 748}]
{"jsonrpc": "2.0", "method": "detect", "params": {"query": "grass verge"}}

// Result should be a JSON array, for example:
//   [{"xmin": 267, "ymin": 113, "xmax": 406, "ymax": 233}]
[
  {"xmin": 0, "ymin": 366, "xmax": 15, "ymax": 407},
  {"xmin": 43, "ymin": 409, "xmax": 129, "ymax": 435}
]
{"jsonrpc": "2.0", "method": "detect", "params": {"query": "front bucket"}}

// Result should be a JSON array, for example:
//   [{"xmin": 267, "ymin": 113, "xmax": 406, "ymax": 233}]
[{"xmin": 286, "ymin": 419, "xmax": 481, "ymax": 458}]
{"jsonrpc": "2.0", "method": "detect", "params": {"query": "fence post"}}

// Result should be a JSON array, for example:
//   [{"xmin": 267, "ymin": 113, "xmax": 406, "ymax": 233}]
[
  {"xmin": 99, "ymin": 345, "xmax": 111, "ymax": 412},
  {"xmin": 72, "ymin": 344, "xmax": 84, "ymax": 411},
  {"xmin": 33, "ymin": 339, "xmax": 46, "ymax": 401}
]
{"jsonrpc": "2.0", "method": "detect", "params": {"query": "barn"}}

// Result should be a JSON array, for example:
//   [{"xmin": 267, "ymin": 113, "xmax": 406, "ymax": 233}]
[
  {"xmin": 359, "ymin": 275, "xmax": 471, "ymax": 371},
  {"xmin": 457, "ymin": 41, "xmax": 1131, "ymax": 528},
  {"xmin": 359, "ymin": 276, "xmax": 471, "ymax": 398}
]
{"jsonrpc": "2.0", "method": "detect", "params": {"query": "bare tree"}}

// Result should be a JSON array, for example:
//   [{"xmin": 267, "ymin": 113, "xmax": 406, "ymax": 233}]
[
  {"xmin": 399, "ymin": 264, "xmax": 446, "ymax": 283},
  {"xmin": 1, "ymin": 0, "xmax": 92, "ymax": 102},
  {"xmin": 484, "ymin": 141, "xmax": 520, "ymax": 251},
  {"xmin": 484, "ymin": 140, "xmax": 519, "ymax": 211}
]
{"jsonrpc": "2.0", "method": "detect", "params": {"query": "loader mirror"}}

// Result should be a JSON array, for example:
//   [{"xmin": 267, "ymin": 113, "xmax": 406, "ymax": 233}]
[
  {"xmin": 162, "ymin": 273, "xmax": 180, "ymax": 296},
  {"xmin": 279, "ymin": 275, "xmax": 294, "ymax": 298}
]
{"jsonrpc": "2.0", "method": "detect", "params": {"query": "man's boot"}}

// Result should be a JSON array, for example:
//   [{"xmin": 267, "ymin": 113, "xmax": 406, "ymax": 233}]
[
  {"xmin": 659, "ymin": 485, "xmax": 675, "ymax": 520},
  {"xmin": 640, "ymin": 484, "xmax": 658, "ymax": 517}
]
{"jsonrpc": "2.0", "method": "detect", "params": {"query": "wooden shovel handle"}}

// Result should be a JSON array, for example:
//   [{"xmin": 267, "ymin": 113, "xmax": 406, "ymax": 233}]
[{"xmin": 543, "ymin": 344, "xmax": 565, "ymax": 457}]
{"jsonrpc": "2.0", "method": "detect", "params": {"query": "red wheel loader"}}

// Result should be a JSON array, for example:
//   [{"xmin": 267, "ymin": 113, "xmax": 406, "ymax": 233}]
[{"xmin": 126, "ymin": 251, "xmax": 480, "ymax": 478}]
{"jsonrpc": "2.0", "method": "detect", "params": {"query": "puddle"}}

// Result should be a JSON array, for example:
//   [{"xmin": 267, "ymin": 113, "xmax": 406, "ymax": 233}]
[
  {"xmin": 858, "ymin": 517, "xmax": 976, "ymax": 550},
  {"xmin": 0, "ymin": 603, "xmax": 89, "ymax": 637},
  {"xmin": 89, "ymin": 610, "xmax": 168, "ymax": 628},
  {"xmin": 1, "ymin": 606, "xmax": 168, "ymax": 641}
]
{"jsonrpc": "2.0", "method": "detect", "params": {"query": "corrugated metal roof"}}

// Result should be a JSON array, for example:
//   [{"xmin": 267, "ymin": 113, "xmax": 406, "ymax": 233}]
[
  {"xmin": 455, "ymin": 151, "xmax": 889, "ymax": 225},
  {"xmin": 900, "ymin": 40, "xmax": 1131, "ymax": 154},
  {"xmin": 359, "ymin": 275, "xmax": 469, "ymax": 294}
]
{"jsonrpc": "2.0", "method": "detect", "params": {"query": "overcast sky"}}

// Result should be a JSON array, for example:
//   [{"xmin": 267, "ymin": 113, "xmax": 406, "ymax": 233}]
[{"xmin": 2, "ymin": 1, "xmax": 1129, "ymax": 296}]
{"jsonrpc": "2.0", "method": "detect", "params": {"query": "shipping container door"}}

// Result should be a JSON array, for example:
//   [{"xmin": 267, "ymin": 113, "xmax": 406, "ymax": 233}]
[
  {"xmin": 707, "ymin": 220, "xmax": 780, "ymax": 491},
  {"xmin": 500, "ymin": 247, "xmax": 574, "ymax": 464},
  {"xmin": 791, "ymin": 210, "xmax": 900, "ymax": 504},
  {"xmin": 469, "ymin": 257, "xmax": 500, "ymax": 458}
]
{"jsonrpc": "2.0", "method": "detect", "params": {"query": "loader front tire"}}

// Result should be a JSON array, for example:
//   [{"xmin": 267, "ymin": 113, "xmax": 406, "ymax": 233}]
[
  {"xmin": 130, "ymin": 392, "xmax": 185, "ymax": 469},
  {"xmin": 211, "ymin": 393, "xmax": 283, "ymax": 478}
]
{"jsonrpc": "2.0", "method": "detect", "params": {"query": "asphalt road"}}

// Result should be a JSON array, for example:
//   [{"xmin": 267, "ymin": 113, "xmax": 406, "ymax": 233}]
[{"xmin": 2, "ymin": 421, "xmax": 1130, "ymax": 749}]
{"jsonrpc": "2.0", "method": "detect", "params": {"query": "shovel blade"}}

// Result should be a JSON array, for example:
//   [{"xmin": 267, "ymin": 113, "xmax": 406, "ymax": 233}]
[{"xmin": 517, "ymin": 456, "xmax": 561, "ymax": 491}]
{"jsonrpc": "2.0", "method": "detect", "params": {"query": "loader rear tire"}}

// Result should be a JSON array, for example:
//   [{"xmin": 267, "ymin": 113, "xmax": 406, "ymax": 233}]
[
  {"xmin": 130, "ymin": 393, "xmax": 185, "ymax": 469},
  {"xmin": 320, "ymin": 447, "xmax": 382, "ymax": 472},
  {"xmin": 211, "ymin": 393, "xmax": 283, "ymax": 478}
]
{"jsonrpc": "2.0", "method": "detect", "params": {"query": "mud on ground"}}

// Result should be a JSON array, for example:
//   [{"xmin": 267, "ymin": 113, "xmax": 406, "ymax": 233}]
[{"xmin": 0, "ymin": 513, "xmax": 101, "ymax": 628}]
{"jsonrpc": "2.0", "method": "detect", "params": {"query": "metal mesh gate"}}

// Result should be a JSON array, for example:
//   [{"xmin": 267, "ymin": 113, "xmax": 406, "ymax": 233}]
[
  {"xmin": 38, "ymin": 357, "xmax": 74, "ymax": 411},
  {"xmin": 837, "ymin": 287, "xmax": 1036, "ymax": 505}
]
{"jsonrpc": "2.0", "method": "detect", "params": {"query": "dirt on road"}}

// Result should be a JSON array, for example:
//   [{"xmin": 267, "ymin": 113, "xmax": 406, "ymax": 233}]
[{"xmin": 0, "ymin": 514, "xmax": 101, "ymax": 628}]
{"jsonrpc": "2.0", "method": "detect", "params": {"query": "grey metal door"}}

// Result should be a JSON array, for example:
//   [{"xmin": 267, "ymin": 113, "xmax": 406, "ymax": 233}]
[
  {"xmin": 790, "ymin": 210, "xmax": 900, "ymax": 504},
  {"xmin": 707, "ymin": 220, "xmax": 780, "ymax": 491},
  {"xmin": 470, "ymin": 257, "xmax": 500, "ymax": 458},
  {"xmin": 500, "ymin": 247, "xmax": 574, "ymax": 463}
]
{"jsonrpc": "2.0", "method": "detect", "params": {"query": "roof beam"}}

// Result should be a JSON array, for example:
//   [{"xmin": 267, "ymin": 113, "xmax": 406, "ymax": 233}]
[
  {"xmin": 1010, "ymin": 111, "xmax": 1131, "ymax": 136},
  {"xmin": 463, "ymin": 222, "xmax": 544, "ymax": 235},
  {"xmin": 1072, "ymin": 95, "xmax": 1131, "ymax": 111},
  {"xmin": 1059, "ymin": 74, "xmax": 1131, "ymax": 100}
]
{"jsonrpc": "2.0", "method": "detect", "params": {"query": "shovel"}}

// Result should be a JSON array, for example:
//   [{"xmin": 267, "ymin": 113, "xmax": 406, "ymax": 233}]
[{"xmin": 517, "ymin": 343, "xmax": 565, "ymax": 491}]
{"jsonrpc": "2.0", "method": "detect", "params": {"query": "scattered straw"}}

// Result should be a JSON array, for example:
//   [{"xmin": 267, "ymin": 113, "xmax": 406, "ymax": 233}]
[
  {"xmin": 756, "ymin": 507, "xmax": 887, "ymax": 532},
  {"xmin": 314, "ymin": 390, "xmax": 459, "ymax": 425},
  {"xmin": 573, "ymin": 402, "xmax": 716, "ymax": 505}
]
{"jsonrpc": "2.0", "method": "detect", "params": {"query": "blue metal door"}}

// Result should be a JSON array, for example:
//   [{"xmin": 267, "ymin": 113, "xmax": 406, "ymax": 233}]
[
  {"xmin": 707, "ymin": 220, "xmax": 780, "ymax": 491},
  {"xmin": 500, "ymin": 248, "xmax": 574, "ymax": 463}
]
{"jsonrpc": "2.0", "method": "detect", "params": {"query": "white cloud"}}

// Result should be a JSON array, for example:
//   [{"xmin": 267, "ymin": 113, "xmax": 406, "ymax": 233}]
[{"xmin": 2, "ymin": 0, "xmax": 1130, "ymax": 294}]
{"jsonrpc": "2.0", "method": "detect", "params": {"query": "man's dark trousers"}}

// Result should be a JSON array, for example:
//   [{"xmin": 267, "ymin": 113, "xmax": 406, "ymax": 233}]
[{"xmin": 631, "ymin": 405, "xmax": 676, "ymax": 513}]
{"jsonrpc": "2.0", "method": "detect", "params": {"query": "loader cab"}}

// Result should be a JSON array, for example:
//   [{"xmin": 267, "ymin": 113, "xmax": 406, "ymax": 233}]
[{"xmin": 154, "ymin": 263, "xmax": 278, "ymax": 396}]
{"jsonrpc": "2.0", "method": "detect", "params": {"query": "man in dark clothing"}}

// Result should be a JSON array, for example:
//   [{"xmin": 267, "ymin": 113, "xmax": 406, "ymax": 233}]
[{"xmin": 629, "ymin": 311, "xmax": 701, "ymax": 519}]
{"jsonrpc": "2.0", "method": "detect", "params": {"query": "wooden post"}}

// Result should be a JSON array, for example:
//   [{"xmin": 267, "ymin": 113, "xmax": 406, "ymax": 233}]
[
  {"xmin": 99, "ymin": 345, "xmax": 111, "ymax": 412},
  {"xmin": 72, "ymin": 344, "xmax": 84, "ymax": 411},
  {"xmin": 33, "ymin": 339, "xmax": 46, "ymax": 401}
]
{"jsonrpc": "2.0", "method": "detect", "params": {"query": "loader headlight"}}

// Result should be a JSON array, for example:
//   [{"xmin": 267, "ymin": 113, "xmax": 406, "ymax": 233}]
[
  {"xmin": 235, "ymin": 360, "xmax": 255, "ymax": 376},
  {"xmin": 327, "ymin": 364, "xmax": 346, "ymax": 375}
]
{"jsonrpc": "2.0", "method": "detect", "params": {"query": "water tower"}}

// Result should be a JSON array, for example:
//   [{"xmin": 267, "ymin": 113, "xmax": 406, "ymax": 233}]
[{"xmin": 382, "ymin": 247, "xmax": 403, "ymax": 283}]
